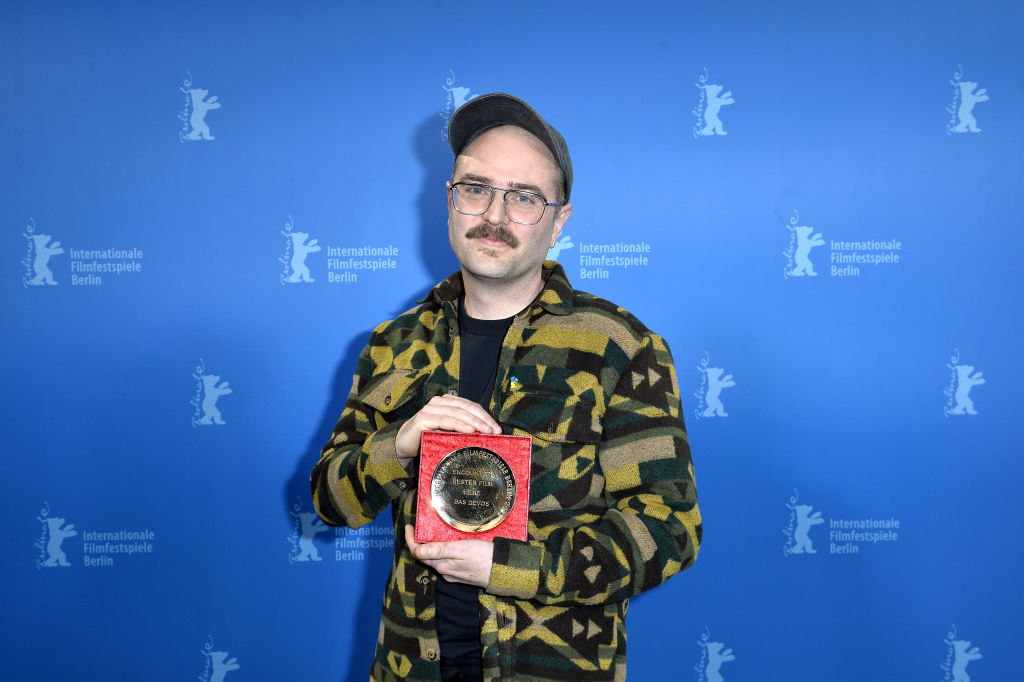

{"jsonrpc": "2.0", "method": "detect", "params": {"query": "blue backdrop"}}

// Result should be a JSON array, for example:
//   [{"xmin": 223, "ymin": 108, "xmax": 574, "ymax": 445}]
[{"xmin": 3, "ymin": 1, "xmax": 1021, "ymax": 680}]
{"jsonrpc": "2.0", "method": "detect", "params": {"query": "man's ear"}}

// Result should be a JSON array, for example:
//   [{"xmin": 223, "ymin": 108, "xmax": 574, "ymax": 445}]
[{"xmin": 549, "ymin": 203, "xmax": 572, "ymax": 247}]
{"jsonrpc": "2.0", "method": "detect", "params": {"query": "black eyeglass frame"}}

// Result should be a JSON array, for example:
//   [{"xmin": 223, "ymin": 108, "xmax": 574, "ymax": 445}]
[{"xmin": 448, "ymin": 181, "xmax": 564, "ymax": 226}]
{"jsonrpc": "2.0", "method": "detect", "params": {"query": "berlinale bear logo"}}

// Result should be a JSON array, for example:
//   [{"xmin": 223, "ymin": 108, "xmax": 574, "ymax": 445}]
[
  {"xmin": 178, "ymin": 73, "xmax": 221, "ymax": 142},
  {"xmin": 279, "ymin": 216, "xmax": 321, "ymax": 285},
  {"xmin": 941, "ymin": 625, "xmax": 982, "ymax": 682},
  {"xmin": 692, "ymin": 68, "xmax": 735, "ymax": 138},
  {"xmin": 289, "ymin": 499, "xmax": 330, "ymax": 563},
  {"xmin": 783, "ymin": 490, "xmax": 824, "ymax": 556},
  {"xmin": 946, "ymin": 66, "xmax": 988, "ymax": 135},
  {"xmin": 35, "ymin": 502, "xmax": 77, "ymax": 569},
  {"xmin": 944, "ymin": 349, "xmax": 985, "ymax": 417},
  {"xmin": 700, "ymin": 367, "xmax": 735, "ymax": 417},
  {"xmin": 953, "ymin": 81, "xmax": 988, "ymax": 133},
  {"xmin": 199, "ymin": 374, "xmax": 233, "ymax": 424},
  {"xmin": 695, "ymin": 352, "xmax": 735, "ymax": 419},
  {"xmin": 29, "ymin": 234, "xmax": 64, "ymax": 285},
  {"xmin": 789, "ymin": 504, "xmax": 824, "ymax": 554},
  {"xmin": 186, "ymin": 88, "xmax": 221, "ymax": 140},
  {"xmin": 43, "ymin": 517, "xmax": 77, "ymax": 566},
  {"xmin": 697, "ymin": 84, "xmax": 735, "ymax": 136},
  {"xmin": 695, "ymin": 627, "xmax": 736, "ymax": 682},
  {"xmin": 285, "ymin": 231, "xmax": 321, "ymax": 283},
  {"xmin": 21, "ymin": 220, "xmax": 64, "ymax": 287},
  {"xmin": 952, "ymin": 364, "xmax": 985, "ymax": 415},
  {"xmin": 191, "ymin": 359, "xmax": 232, "ymax": 427},
  {"xmin": 198, "ymin": 637, "xmax": 240, "ymax": 682},
  {"xmin": 952, "ymin": 640, "xmax": 982, "ymax": 681},
  {"xmin": 783, "ymin": 211, "xmax": 825, "ymax": 279}
]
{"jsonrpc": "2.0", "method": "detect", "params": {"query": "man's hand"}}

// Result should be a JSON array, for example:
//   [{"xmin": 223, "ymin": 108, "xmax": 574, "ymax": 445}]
[
  {"xmin": 394, "ymin": 394, "xmax": 502, "ymax": 460},
  {"xmin": 404, "ymin": 525, "xmax": 494, "ymax": 588}
]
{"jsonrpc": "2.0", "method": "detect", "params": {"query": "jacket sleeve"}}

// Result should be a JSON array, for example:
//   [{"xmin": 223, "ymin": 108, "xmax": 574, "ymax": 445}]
[
  {"xmin": 310, "ymin": 327, "xmax": 417, "ymax": 528},
  {"xmin": 486, "ymin": 333, "xmax": 701, "ymax": 605}
]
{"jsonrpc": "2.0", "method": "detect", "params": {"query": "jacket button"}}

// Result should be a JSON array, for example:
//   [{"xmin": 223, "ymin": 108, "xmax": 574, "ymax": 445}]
[
  {"xmin": 426, "ymin": 648, "xmax": 438, "ymax": 661},
  {"xmin": 384, "ymin": 395, "xmax": 392, "ymax": 405},
  {"xmin": 396, "ymin": 480, "xmax": 406, "ymax": 489},
  {"xmin": 447, "ymin": 389, "xmax": 458, "ymax": 396}
]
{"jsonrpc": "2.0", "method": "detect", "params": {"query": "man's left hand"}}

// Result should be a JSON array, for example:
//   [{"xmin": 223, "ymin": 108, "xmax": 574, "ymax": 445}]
[{"xmin": 404, "ymin": 525, "xmax": 494, "ymax": 588}]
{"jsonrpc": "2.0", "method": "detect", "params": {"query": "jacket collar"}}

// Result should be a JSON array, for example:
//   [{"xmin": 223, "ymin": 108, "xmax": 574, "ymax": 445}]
[{"xmin": 420, "ymin": 261, "xmax": 574, "ymax": 316}]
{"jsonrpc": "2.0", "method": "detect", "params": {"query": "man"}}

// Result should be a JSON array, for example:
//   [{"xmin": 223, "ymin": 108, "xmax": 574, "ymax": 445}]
[{"xmin": 311, "ymin": 93, "xmax": 701, "ymax": 682}]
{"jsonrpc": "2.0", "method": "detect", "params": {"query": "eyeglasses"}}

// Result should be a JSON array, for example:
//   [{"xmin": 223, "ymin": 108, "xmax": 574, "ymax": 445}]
[{"xmin": 449, "ymin": 182, "xmax": 563, "ymax": 226}]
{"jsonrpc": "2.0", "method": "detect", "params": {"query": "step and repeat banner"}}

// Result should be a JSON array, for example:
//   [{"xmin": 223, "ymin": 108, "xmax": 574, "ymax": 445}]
[{"xmin": 3, "ymin": 2, "xmax": 1021, "ymax": 680}]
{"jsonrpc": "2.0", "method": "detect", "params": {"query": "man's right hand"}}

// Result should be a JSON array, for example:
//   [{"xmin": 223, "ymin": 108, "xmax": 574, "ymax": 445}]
[{"xmin": 394, "ymin": 394, "xmax": 502, "ymax": 461}]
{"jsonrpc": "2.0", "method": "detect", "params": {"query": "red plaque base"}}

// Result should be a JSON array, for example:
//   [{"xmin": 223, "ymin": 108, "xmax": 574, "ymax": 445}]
[{"xmin": 415, "ymin": 430, "xmax": 532, "ymax": 543}]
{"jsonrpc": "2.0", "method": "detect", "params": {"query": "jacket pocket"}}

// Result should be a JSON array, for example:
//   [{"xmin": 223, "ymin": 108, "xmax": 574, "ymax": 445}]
[
  {"xmin": 502, "ymin": 389, "xmax": 601, "ymax": 444},
  {"xmin": 499, "ymin": 365, "xmax": 603, "ymax": 443},
  {"xmin": 359, "ymin": 368, "xmax": 429, "ymax": 418}
]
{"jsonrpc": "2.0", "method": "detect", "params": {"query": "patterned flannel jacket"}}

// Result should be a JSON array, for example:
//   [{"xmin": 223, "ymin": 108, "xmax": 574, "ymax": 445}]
[{"xmin": 311, "ymin": 261, "xmax": 701, "ymax": 682}]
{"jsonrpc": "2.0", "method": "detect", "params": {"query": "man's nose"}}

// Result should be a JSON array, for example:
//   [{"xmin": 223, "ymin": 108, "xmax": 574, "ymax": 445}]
[{"xmin": 482, "ymin": 190, "xmax": 509, "ymax": 225}]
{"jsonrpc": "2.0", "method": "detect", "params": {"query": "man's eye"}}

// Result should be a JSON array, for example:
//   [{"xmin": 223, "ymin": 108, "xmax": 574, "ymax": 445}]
[
  {"xmin": 512, "ymin": 192, "xmax": 540, "ymax": 206},
  {"xmin": 464, "ymin": 185, "xmax": 488, "ymax": 196}
]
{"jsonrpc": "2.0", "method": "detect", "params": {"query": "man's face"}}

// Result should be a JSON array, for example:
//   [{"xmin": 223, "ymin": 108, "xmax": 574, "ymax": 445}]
[{"xmin": 447, "ymin": 125, "xmax": 572, "ymax": 285}]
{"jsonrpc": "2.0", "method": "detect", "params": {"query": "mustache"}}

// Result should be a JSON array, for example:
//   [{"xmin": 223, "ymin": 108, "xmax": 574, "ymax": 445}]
[{"xmin": 464, "ymin": 224, "xmax": 520, "ymax": 249}]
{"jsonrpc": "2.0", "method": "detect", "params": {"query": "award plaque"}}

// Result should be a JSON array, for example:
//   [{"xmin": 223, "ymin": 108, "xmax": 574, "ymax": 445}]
[{"xmin": 414, "ymin": 430, "xmax": 532, "ymax": 543}]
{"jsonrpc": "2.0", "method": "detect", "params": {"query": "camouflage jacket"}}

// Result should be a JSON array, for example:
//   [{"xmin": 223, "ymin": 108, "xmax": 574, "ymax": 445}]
[{"xmin": 311, "ymin": 261, "xmax": 701, "ymax": 682}]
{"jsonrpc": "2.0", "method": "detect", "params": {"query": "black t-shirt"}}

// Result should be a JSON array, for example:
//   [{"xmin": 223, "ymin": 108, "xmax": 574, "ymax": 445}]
[{"xmin": 434, "ymin": 303, "xmax": 514, "ymax": 669}]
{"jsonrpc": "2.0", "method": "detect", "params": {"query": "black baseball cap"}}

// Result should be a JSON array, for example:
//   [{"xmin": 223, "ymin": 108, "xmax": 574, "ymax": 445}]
[{"xmin": 448, "ymin": 92, "xmax": 573, "ymax": 202}]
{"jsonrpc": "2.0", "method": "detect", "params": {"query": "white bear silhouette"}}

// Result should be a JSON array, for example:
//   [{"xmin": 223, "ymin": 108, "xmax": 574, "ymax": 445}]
[
  {"xmin": 546, "ymin": 235, "xmax": 574, "ymax": 261},
  {"xmin": 207, "ymin": 650, "xmax": 240, "ymax": 682},
  {"xmin": 951, "ymin": 364, "xmax": 985, "ymax": 415},
  {"xmin": 789, "ymin": 504, "xmax": 823, "ymax": 554},
  {"xmin": 788, "ymin": 224, "xmax": 825, "ymax": 277},
  {"xmin": 953, "ymin": 81, "xmax": 988, "ymax": 133},
  {"xmin": 42, "ymin": 516, "xmax": 77, "ymax": 567},
  {"xmin": 699, "ymin": 84, "xmax": 734, "ymax": 136},
  {"xmin": 295, "ymin": 512, "xmax": 329, "ymax": 561},
  {"xmin": 701, "ymin": 367, "xmax": 735, "ymax": 417},
  {"xmin": 285, "ymin": 231, "xmax": 321, "ymax": 283},
  {"xmin": 29, "ymin": 234, "xmax": 64, "ymax": 285},
  {"xmin": 705, "ymin": 641, "xmax": 735, "ymax": 682},
  {"xmin": 199, "ymin": 374, "xmax": 232, "ymax": 425},
  {"xmin": 186, "ymin": 88, "xmax": 221, "ymax": 141},
  {"xmin": 951, "ymin": 639, "xmax": 982, "ymax": 682}
]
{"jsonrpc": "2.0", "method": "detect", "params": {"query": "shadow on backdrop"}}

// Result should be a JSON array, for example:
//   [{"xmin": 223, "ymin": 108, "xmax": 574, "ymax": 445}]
[
  {"xmin": 282, "ymin": 113, "xmax": 463, "ymax": 680},
  {"xmin": 414, "ymin": 110, "xmax": 460, "ymax": 285}
]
